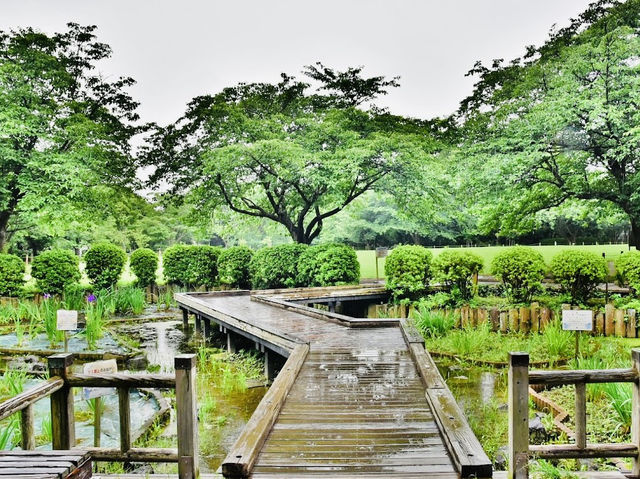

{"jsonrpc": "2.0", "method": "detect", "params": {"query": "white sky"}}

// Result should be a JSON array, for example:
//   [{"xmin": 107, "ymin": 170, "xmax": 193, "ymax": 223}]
[{"xmin": 1, "ymin": 0, "xmax": 594, "ymax": 124}]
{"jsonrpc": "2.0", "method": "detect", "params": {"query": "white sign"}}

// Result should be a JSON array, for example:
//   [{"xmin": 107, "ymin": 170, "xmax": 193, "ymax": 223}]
[
  {"xmin": 83, "ymin": 359, "xmax": 117, "ymax": 400},
  {"xmin": 562, "ymin": 310, "xmax": 593, "ymax": 331},
  {"xmin": 56, "ymin": 310, "xmax": 78, "ymax": 331}
]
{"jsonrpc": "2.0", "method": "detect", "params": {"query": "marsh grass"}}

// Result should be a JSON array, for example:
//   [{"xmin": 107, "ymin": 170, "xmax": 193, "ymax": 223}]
[
  {"xmin": 0, "ymin": 416, "xmax": 18, "ymax": 450},
  {"xmin": 411, "ymin": 305, "xmax": 455, "ymax": 338},
  {"xmin": 602, "ymin": 382, "xmax": 632, "ymax": 431},
  {"xmin": 0, "ymin": 370, "xmax": 27, "ymax": 401}
]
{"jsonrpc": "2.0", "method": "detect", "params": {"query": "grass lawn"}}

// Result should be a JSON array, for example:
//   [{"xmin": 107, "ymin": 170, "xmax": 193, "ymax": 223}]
[{"xmin": 356, "ymin": 243, "xmax": 634, "ymax": 279}]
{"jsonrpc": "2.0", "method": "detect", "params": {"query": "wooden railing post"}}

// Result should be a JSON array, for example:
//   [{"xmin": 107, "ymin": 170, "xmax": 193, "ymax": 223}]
[
  {"xmin": 509, "ymin": 352, "xmax": 529, "ymax": 479},
  {"xmin": 20, "ymin": 404, "xmax": 35, "ymax": 450},
  {"xmin": 175, "ymin": 354, "xmax": 199, "ymax": 479},
  {"xmin": 632, "ymin": 349, "xmax": 640, "ymax": 476},
  {"xmin": 118, "ymin": 386, "xmax": 131, "ymax": 453},
  {"xmin": 48, "ymin": 353, "xmax": 75, "ymax": 450},
  {"xmin": 181, "ymin": 307, "xmax": 189, "ymax": 332},
  {"xmin": 575, "ymin": 382, "xmax": 587, "ymax": 449}
]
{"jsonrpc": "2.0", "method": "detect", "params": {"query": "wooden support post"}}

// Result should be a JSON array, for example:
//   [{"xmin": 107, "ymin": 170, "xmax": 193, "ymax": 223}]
[
  {"xmin": 530, "ymin": 303, "xmax": 539, "ymax": 334},
  {"xmin": 328, "ymin": 301, "xmax": 336, "ymax": 313},
  {"xmin": 491, "ymin": 308, "xmax": 500, "ymax": 332},
  {"xmin": 20, "ymin": 404, "xmax": 35, "ymax": 450},
  {"xmin": 203, "ymin": 317, "xmax": 211, "ymax": 339},
  {"xmin": 632, "ymin": 349, "xmax": 640, "ymax": 477},
  {"xmin": 94, "ymin": 398, "xmax": 101, "ymax": 447},
  {"xmin": 629, "ymin": 310, "xmax": 638, "ymax": 339},
  {"xmin": 181, "ymin": 308, "xmax": 189, "ymax": 332},
  {"xmin": 575, "ymin": 382, "xmax": 586, "ymax": 449},
  {"xmin": 508, "ymin": 352, "xmax": 529, "ymax": 479},
  {"xmin": 595, "ymin": 312, "xmax": 604, "ymax": 335},
  {"xmin": 509, "ymin": 309, "xmax": 519, "ymax": 332},
  {"xmin": 605, "ymin": 304, "xmax": 615, "ymax": 336},
  {"xmin": 227, "ymin": 331, "xmax": 237, "ymax": 354},
  {"xmin": 194, "ymin": 314, "xmax": 202, "ymax": 335},
  {"xmin": 264, "ymin": 349, "xmax": 279, "ymax": 382},
  {"xmin": 48, "ymin": 353, "xmax": 75, "ymax": 450},
  {"xmin": 118, "ymin": 387, "xmax": 131, "ymax": 453},
  {"xmin": 540, "ymin": 308, "xmax": 550, "ymax": 331},
  {"xmin": 615, "ymin": 309, "xmax": 626, "ymax": 337},
  {"xmin": 520, "ymin": 307, "xmax": 530, "ymax": 334},
  {"xmin": 175, "ymin": 354, "xmax": 199, "ymax": 479},
  {"xmin": 500, "ymin": 311, "xmax": 508, "ymax": 333}
]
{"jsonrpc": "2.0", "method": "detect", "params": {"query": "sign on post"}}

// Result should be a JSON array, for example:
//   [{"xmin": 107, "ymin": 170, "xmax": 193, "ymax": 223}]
[
  {"xmin": 562, "ymin": 309, "xmax": 593, "ymax": 360},
  {"xmin": 83, "ymin": 359, "xmax": 118, "ymax": 400},
  {"xmin": 562, "ymin": 310, "xmax": 593, "ymax": 331},
  {"xmin": 56, "ymin": 310, "xmax": 78, "ymax": 331}
]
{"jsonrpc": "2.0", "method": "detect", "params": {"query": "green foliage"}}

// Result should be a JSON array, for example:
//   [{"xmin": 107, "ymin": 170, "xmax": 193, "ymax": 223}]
[
  {"xmin": 384, "ymin": 245, "xmax": 432, "ymax": 298},
  {"xmin": 217, "ymin": 246, "xmax": 254, "ymax": 289},
  {"xmin": 616, "ymin": 251, "xmax": 640, "ymax": 296},
  {"xmin": 0, "ymin": 23, "xmax": 141, "ymax": 251},
  {"xmin": 295, "ymin": 243, "xmax": 360, "ymax": 287},
  {"xmin": 490, "ymin": 246, "xmax": 546, "ymax": 303},
  {"xmin": 460, "ymin": 1, "xmax": 640, "ymax": 248},
  {"xmin": 144, "ymin": 65, "xmax": 439, "ymax": 244},
  {"xmin": 30, "ymin": 249, "xmax": 80, "ymax": 295},
  {"xmin": 432, "ymin": 250, "xmax": 483, "ymax": 301},
  {"xmin": 112, "ymin": 287, "xmax": 146, "ymax": 315},
  {"xmin": 410, "ymin": 307, "xmax": 455, "ymax": 338},
  {"xmin": 84, "ymin": 242, "xmax": 127, "ymax": 290},
  {"xmin": 550, "ymin": 250, "xmax": 607, "ymax": 303},
  {"xmin": 250, "ymin": 244, "xmax": 308, "ymax": 289},
  {"xmin": 130, "ymin": 248, "xmax": 159, "ymax": 287},
  {"xmin": 162, "ymin": 245, "xmax": 221, "ymax": 288},
  {"xmin": 602, "ymin": 382, "xmax": 632, "ymax": 432},
  {"xmin": 0, "ymin": 253, "xmax": 24, "ymax": 296},
  {"xmin": 313, "ymin": 244, "xmax": 360, "ymax": 286}
]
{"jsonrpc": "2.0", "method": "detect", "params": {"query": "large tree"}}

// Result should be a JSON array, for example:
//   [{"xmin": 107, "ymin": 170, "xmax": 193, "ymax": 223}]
[
  {"xmin": 460, "ymin": 0, "xmax": 640, "ymax": 248},
  {"xmin": 0, "ymin": 23, "xmax": 141, "ymax": 251},
  {"xmin": 144, "ymin": 65, "xmax": 441, "ymax": 244}
]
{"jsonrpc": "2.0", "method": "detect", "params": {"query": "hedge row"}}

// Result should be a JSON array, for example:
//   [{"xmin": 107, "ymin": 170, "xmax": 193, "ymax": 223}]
[
  {"xmin": 385, "ymin": 245, "xmax": 626, "ymax": 304},
  {"xmin": 164, "ymin": 243, "xmax": 360, "ymax": 289}
]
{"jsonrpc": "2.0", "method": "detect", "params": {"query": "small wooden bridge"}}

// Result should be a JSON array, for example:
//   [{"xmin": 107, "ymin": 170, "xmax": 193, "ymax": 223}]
[{"xmin": 176, "ymin": 286, "xmax": 492, "ymax": 478}]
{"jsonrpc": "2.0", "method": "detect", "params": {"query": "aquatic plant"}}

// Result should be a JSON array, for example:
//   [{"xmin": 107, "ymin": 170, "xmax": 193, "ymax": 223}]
[
  {"xmin": 113, "ymin": 287, "xmax": 146, "ymax": 315},
  {"xmin": 0, "ymin": 370, "xmax": 27, "ymax": 401},
  {"xmin": 85, "ymin": 299, "xmax": 106, "ymax": 350},
  {"xmin": 410, "ymin": 306, "xmax": 455, "ymax": 338},
  {"xmin": 602, "ymin": 382, "xmax": 632, "ymax": 432},
  {"xmin": 0, "ymin": 416, "xmax": 18, "ymax": 450},
  {"xmin": 541, "ymin": 321, "xmax": 573, "ymax": 362}
]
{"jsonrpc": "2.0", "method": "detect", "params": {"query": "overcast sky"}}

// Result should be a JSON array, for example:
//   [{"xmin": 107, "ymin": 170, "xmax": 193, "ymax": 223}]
[{"xmin": 2, "ymin": 0, "xmax": 594, "ymax": 124}]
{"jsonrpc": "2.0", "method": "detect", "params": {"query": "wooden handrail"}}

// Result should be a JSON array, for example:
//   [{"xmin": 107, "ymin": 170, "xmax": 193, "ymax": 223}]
[
  {"xmin": 507, "ymin": 349, "xmax": 640, "ymax": 479},
  {"xmin": 65, "ymin": 372, "xmax": 175, "ymax": 388},
  {"xmin": 0, "ymin": 353, "xmax": 198, "ymax": 479},
  {"xmin": 528, "ymin": 368, "xmax": 637, "ymax": 385},
  {"xmin": 0, "ymin": 376, "xmax": 63, "ymax": 421}
]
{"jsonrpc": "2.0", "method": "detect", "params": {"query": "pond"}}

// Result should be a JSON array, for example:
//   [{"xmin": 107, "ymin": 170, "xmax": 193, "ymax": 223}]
[{"xmin": 0, "ymin": 310, "xmax": 268, "ymax": 474}]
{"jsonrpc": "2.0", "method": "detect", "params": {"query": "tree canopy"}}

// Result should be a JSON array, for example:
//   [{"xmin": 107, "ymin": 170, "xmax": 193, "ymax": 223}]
[
  {"xmin": 0, "ymin": 23, "xmax": 142, "ymax": 251},
  {"xmin": 459, "ymin": 0, "xmax": 640, "ymax": 247},
  {"xmin": 144, "ymin": 65, "xmax": 442, "ymax": 244}
]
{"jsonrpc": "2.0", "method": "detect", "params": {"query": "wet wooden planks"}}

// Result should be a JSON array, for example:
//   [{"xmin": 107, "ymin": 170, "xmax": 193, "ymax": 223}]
[
  {"xmin": 251, "ymin": 347, "xmax": 458, "ymax": 478},
  {"xmin": 0, "ymin": 450, "xmax": 91, "ymax": 478}
]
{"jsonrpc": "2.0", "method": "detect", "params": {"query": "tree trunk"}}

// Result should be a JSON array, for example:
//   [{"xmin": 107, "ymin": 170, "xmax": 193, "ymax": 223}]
[
  {"xmin": 0, "ymin": 212, "xmax": 9, "ymax": 252},
  {"xmin": 631, "ymin": 217, "xmax": 640, "ymax": 250}
]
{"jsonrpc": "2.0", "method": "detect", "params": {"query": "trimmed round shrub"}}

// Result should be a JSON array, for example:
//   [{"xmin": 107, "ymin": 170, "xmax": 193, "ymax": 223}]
[
  {"xmin": 84, "ymin": 242, "xmax": 127, "ymax": 290},
  {"xmin": 0, "ymin": 253, "xmax": 25, "ymax": 296},
  {"xmin": 163, "ymin": 245, "xmax": 221, "ymax": 288},
  {"xmin": 218, "ymin": 246, "xmax": 254, "ymax": 289},
  {"xmin": 550, "ymin": 250, "xmax": 607, "ymax": 303},
  {"xmin": 432, "ymin": 250, "xmax": 484, "ymax": 301},
  {"xmin": 313, "ymin": 244, "xmax": 360, "ymax": 286},
  {"xmin": 384, "ymin": 245, "xmax": 433, "ymax": 298},
  {"xmin": 490, "ymin": 246, "xmax": 546, "ymax": 303},
  {"xmin": 31, "ymin": 249, "xmax": 81, "ymax": 295},
  {"xmin": 130, "ymin": 248, "xmax": 159, "ymax": 288},
  {"xmin": 616, "ymin": 251, "xmax": 640, "ymax": 295},
  {"xmin": 251, "ymin": 244, "xmax": 308, "ymax": 290},
  {"xmin": 296, "ymin": 244, "xmax": 334, "ymax": 287}
]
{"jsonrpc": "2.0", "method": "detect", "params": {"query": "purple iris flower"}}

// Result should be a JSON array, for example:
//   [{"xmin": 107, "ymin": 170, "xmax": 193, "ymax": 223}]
[
  {"xmin": 87, "ymin": 293, "xmax": 97, "ymax": 303},
  {"xmin": 43, "ymin": 293, "xmax": 51, "ymax": 300}
]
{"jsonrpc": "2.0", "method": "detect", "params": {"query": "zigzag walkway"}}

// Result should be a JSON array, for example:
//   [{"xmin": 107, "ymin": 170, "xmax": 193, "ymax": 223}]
[{"xmin": 175, "ymin": 288, "xmax": 491, "ymax": 478}]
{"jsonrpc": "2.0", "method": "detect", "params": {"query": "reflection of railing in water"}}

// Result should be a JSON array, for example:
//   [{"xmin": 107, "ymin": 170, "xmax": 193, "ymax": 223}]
[
  {"xmin": 507, "ymin": 350, "xmax": 640, "ymax": 479},
  {"xmin": 0, "ymin": 352, "xmax": 199, "ymax": 479}
]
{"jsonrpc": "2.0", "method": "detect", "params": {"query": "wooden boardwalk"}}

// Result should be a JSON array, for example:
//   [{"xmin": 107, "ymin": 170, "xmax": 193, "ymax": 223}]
[{"xmin": 176, "ymin": 288, "xmax": 491, "ymax": 478}]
